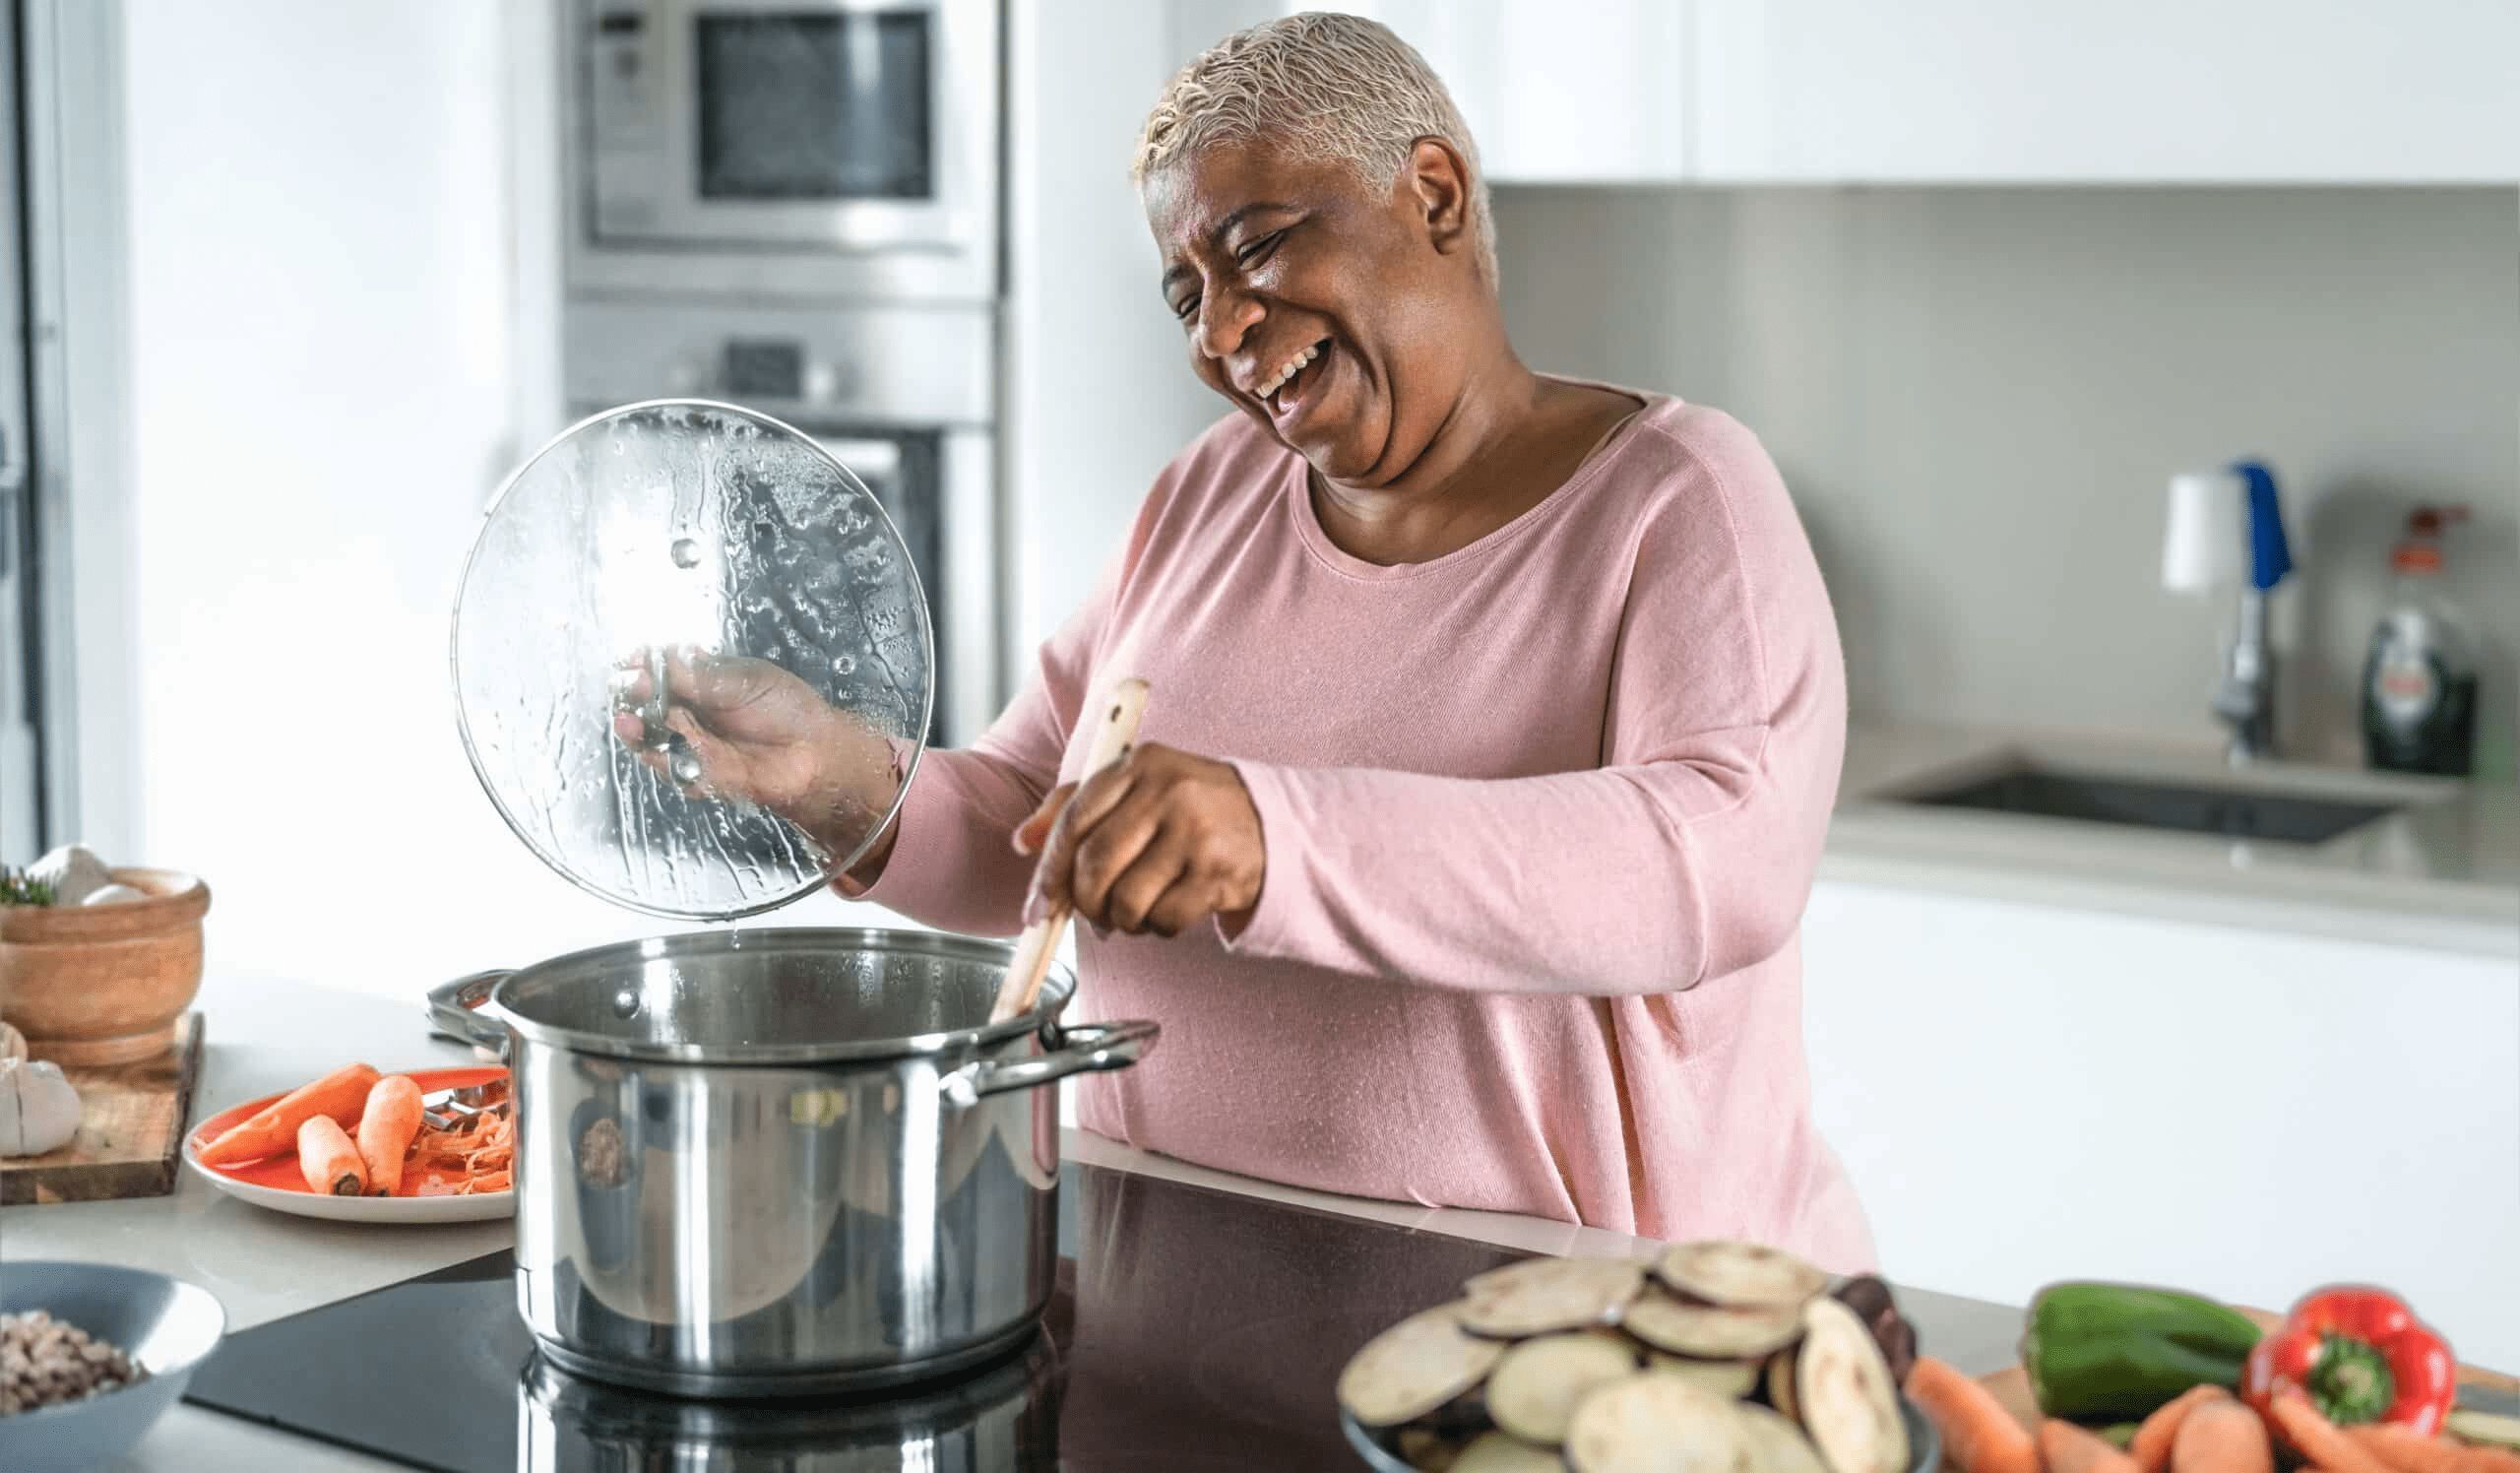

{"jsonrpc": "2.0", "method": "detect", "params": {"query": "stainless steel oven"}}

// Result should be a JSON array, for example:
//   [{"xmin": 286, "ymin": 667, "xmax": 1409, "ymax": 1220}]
[
  {"xmin": 565, "ymin": 298, "xmax": 1000, "ymax": 746},
  {"xmin": 567, "ymin": 0, "xmax": 999, "ymax": 302}
]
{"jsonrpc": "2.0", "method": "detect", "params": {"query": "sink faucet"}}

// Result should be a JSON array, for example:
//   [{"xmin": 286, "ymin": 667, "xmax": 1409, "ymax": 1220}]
[
  {"xmin": 2166, "ymin": 461, "xmax": 2294, "ymax": 766},
  {"xmin": 2212, "ymin": 588, "xmax": 2277, "ymax": 764}
]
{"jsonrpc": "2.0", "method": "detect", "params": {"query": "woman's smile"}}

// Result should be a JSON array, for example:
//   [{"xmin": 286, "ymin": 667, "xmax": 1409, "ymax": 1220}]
[{"xmin": 1259, "ymin": 338, "xmax": 1334, "ymax": 425}]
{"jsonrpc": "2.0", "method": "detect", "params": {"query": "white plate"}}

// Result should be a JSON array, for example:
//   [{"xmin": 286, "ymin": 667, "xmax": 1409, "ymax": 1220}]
[
  {"xmin": 181, "ymin": 1064, "xmax": 515, "ymax": 1224},
  {"xmin": 182, "ymin": 1143, "xmax": 515, "ymax": 1223}
]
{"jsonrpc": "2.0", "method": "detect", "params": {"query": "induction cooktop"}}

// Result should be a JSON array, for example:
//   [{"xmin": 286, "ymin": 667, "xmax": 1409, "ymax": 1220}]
[{"xmin": 183, "ymin": 1159, "xmax": 1527, "ymax": 1470}]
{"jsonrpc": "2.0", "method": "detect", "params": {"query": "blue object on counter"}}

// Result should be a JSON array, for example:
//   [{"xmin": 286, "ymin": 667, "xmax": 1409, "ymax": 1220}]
[{"xmin": 2233, "ymin": 459, "xmax": 2294, "ymax": 591}]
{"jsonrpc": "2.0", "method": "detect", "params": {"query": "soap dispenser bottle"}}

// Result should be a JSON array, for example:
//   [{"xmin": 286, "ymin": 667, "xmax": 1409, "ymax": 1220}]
[{"xmin": 2361, "ymin": 505, "xmax": 2478, "ymax": 776}]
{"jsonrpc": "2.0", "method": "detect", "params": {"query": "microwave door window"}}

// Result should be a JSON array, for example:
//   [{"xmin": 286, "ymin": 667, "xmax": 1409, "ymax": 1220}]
[{"xmin": 696, "ymin": 12, "xmax": 932, "ymax": 201}]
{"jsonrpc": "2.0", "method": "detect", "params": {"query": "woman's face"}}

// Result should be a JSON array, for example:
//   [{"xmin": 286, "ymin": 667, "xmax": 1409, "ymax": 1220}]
[{"xmin": 1145, "ymin": 139, "xmax": 1480, "ymax": 485}]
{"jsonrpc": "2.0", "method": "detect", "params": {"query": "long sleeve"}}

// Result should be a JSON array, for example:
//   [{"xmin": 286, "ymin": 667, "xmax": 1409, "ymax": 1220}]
[
  {"xmin": 1220, "ymin": 420, "xmax": 1847, "ymax": 995},
  {"xmin": 857, "ymin": 520, "xmax": 1144, "ymax": 937}
]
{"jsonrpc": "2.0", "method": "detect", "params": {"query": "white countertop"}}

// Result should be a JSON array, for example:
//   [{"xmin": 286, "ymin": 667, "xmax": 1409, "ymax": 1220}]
[
  {"xmin": 1828, "ymin": 722, "xmax": 2520, "ymax": 958},
  {"xmin": 2, "ymin": 975, "xmax": 2032, "ymax": 1471}
]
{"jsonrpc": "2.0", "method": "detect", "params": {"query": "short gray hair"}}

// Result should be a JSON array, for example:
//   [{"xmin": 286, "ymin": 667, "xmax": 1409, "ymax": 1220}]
[{"xmin": 1134, "ymin": 12, "xmax": 1497, "ymax": 285}]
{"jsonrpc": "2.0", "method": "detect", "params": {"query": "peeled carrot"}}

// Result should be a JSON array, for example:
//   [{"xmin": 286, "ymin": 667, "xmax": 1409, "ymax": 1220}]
[
  {"xmin": 296, "ymin": 1115, "xmax": 367, "ymax": 1195},
  {"xmin": 2172, "ymin": 1397, "xmax": 2274, "ymax": 1473},
  {"xmin": 200, "ymin": 1062, "xmax": 381, "ymax": 1166},
  {"xmin": 2348, "ymin": 1426, "xmax": 2479, "ymax": 1473},
  {"xmin": 355, "ymin": 1074, "xmax": 424, "ymax": 1197},
  {"xmin": 2133, "ymin": 1386, "xmax": 2235, "ymax": 1473},
  {"xmin": 2269, "ymin": 1391, "xmax": 2401, "ymax": 1473},
  {"xmin": 2045, "ymin": 1418, "xmax": 2147, "ymax": 1473},
  {"xmin": 1906, "ymin": 1356, "xmax": 2041, "ymax": 1473}
]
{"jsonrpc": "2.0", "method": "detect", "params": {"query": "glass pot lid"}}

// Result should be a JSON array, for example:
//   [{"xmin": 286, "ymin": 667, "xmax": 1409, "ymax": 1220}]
[{"xmin": 452, "ymin": 400, "xmax": 932, "ymax": 921}]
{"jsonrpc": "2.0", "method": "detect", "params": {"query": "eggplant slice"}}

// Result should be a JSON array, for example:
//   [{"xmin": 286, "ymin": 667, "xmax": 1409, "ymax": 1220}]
[
  {"xmin": 1764, "ymin": 1346, "xmax": 1800, "ymax": 1423},
  {"xmin": 1397, "ymin": 1428, "xmax": 1464, "ymax": 1472},
  {"xmin": 1459, "ymin": 1256, "xmax": 1650, "ymax": 1339},
  {"xmin": 1453, "ymin": 1430, "xmax": 1574, "ymax": 1473},
  {"xmin": 1794, "ymin": 1298, "xmax": 1910, "ymax": 1473},
  {"xmin": 1489, "ymin": 1333, "xmax": 1647, "ymax": 1446},
  {"xmin": 1339, "ymin": 1304, "xmax": 1509, "ymax": 1428},
  {"xmin": 1736, "ymin": 1402, "xmax": 1835, "ymax": 1473},
  {"xmin": 1565, "ymin": 1375, "xmax": 1756, "ymax": 1473},
  {"xmin": 1646, "ymin": 1353, "xmax": 1764, "ymax": 1399},
  {"xmin": 1656, "ymin": 1241, "xmax": 1830, "ymax": 1311},
  {"xmin": 1621, "ymin": 1291, "xmax": 1805, "ymax": 1359}
]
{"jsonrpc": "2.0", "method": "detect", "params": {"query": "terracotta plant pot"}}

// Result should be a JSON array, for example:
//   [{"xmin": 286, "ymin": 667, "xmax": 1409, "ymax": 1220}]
[{"xmin": 0, "ymin": 867, "xmax": 211, "ymax": 1065}]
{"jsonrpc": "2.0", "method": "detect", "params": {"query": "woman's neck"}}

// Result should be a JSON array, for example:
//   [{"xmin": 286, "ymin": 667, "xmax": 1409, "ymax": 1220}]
[{"xmin": 1310, "ymin": 354, "xmax": 1636, "ymax": 567}]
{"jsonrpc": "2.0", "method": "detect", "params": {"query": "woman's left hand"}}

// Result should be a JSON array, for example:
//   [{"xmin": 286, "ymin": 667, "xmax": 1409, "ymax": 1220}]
[{"xmin": 1014, "ymin": 742, "xmax": 1265, "ymax": 939}]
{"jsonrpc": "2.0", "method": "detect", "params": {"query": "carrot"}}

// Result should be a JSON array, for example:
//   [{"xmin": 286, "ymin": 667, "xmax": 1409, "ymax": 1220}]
[
  {"xmin": 296, "ymin": 1115, "xmax": 367, "ymax": 1195},
  {"xmin": 460, "ymin": 1169, "xmax": 510, "ymax": 1195},
  {"xmin": 2171, "ymin": 1398, "xmax": 2274, "ymax": 1473},
  {"xmin": 2348, "ymin": 1426, "xmax": 2481, "ymax": 1473},
  {"xmin": 1906, "ymin": 1356, "xmax": 2040, "ymax": 1473},
  {"xmin": 2269, "ymin": 1391, "xmax": 2400, "ymax": 1473},
  {"xmin": 2045, "ymin": 1418, "xmax": 2146, "ymax": 1473},
  {"xmin": 2132, "ymin": 1386, "xmax": 2235, "ymax": 1473},
  {"xmin": 355, "ymin": 1074, "xmax": 424, "ymax": 1197},
  {"xmin": 199, "ymin": 1062, "xmax": 381, "ymax": 1166},
  {"xmin": 2461, "ymin": 1450, "xmax": 2520, "ymax": 1473}
]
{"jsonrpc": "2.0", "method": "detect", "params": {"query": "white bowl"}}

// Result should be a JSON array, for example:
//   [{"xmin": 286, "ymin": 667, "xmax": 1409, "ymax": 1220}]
[{"xmin": 0, "ymin": 1261, "xmax": 226, "ymax": 1473}]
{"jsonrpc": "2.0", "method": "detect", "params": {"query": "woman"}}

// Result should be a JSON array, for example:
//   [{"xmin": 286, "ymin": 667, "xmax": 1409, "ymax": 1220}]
[{"xmin": 643, "ymin": 13, "xmax": 1869, "ymax": 1268}]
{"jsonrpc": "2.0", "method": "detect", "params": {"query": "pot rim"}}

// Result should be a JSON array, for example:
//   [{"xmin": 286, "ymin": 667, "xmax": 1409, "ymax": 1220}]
[{"xmin": 486, "ymin": 927, "xmax": 1074, "ymax": 1065}]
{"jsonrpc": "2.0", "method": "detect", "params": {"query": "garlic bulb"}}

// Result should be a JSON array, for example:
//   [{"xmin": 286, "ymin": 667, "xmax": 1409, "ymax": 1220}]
[
  {"xmin": 28, "ymin": 844, "xmax": 114, "ymax": 907},
  {"xmin": 81, "ymin": 883, "xmax": 147, "ymax": 906},
  {"xmin": 0, "ymin": 1022, "xmax": 25, "ymax": 1063},
  {"xmin": 0, "ymin": 1059, "xmax": 83, "ymax": 1157}
]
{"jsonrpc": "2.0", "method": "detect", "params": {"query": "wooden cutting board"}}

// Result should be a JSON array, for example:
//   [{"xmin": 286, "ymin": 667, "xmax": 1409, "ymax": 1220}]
[
  {"xmin": 1976, "ymin": 1304, "xmax": 2520, "ymax": 1441},
  {"xmin": 0, "ymin": 1010, "xmax": 204, "ymax": 1204}
]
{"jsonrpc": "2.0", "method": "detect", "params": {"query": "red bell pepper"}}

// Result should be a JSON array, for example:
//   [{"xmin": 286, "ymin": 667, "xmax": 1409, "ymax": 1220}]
[{"xmin": 2240, "ymin": 1285, "xmax": 2456, "ymax": 1438}]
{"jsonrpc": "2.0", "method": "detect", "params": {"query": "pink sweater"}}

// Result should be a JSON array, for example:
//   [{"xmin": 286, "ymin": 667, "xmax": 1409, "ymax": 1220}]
[{"xmin": 867, "ymin": 388, "xmax": 1874, "ymax": 1269}]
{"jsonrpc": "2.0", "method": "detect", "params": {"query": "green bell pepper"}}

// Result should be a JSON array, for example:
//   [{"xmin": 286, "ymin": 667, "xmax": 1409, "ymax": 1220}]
[{"xmin": 2022, "ymin": 1282, "xmax": 2265, "ymax": 1424}]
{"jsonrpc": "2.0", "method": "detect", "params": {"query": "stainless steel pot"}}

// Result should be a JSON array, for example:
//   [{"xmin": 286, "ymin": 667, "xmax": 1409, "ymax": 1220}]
[{"xmin": 424, "ymin": 928, "xmax": 1154, "ymax": 1398}]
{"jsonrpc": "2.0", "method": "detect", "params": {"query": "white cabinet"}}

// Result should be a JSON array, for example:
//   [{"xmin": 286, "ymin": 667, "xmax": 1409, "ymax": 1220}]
[
  {"xmin": 1690, "ymin": 0, "xmax": 2520, "ymax": 183},
  {"xmin": 1306, "ymin": 1, "xmax": 1690, "ymax": 182},
  {"xmin": 1799, "ymin": 878, "xmax": 2520, "ymax": 1371},
  {"xmin": 1313, "ymin": 2, "xmax": 2520, "ymax": 184}
]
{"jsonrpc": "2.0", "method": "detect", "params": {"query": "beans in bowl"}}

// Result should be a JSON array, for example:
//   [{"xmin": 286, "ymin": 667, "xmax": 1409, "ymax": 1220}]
[{"xmin": 0, "ymin": 1310, "xmax": 148, "ymax": 1416}]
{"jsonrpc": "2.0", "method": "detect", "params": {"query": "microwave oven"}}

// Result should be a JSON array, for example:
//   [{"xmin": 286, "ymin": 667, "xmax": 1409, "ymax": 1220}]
[{"xmin": 566, "ymin": 0, "xmax": 999, "ymax": 302}]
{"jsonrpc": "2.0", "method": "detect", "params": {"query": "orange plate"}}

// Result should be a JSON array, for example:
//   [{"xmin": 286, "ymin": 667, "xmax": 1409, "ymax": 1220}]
[{"xmin": 188, "ymin": 1066, "xmax": 510, "ymax": 1197}]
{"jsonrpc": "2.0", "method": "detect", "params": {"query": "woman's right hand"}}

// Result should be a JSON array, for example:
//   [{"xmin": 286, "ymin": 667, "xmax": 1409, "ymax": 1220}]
[{"xmin": 611, "ymin": 646, "xmax": 903, "ymax": 869}]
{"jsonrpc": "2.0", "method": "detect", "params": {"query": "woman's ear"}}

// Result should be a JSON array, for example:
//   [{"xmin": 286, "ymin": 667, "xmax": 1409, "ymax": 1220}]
[{"xmin": 1402, "ymin": 136, "xmax": 1475, "ymax": 264}]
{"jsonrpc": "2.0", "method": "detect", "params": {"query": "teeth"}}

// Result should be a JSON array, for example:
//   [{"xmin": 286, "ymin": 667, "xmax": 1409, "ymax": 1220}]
[{"xmin": 1258, "ymin": 343, "xmax": 1320, "ymax": 400}]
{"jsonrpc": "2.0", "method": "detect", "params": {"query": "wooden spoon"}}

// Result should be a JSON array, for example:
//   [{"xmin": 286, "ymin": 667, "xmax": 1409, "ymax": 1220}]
[{"xmin": 987, "ymin": 676, "xmax": 1150, "ymax": 1024}]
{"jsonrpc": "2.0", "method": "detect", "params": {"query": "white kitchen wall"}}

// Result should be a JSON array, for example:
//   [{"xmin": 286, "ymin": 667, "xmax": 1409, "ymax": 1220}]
[
  {"xmin": 1001, "ymin": 0, "xmax": 1267, "ymax": 662},
  {"xmin": 1493, "ymin": 185, "xmax": 2520, "ymax": 778},
  {"xmin": 111, "ymin": 0, "xmax": 1274, "ymax": 995},
  {"xmin": 116, "ymin": 0, "xmax": 921, "ymax": 995}
]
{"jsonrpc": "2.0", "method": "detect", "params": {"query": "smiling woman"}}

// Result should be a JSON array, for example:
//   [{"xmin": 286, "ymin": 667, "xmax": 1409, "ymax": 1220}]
[{"xmin": 663, "ymin": 13, "xmax": 1867, "ymax": 1265}]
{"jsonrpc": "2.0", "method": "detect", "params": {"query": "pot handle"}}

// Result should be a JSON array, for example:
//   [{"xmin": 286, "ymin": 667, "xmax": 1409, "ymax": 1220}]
[
  {"xmin": 940, "ymin": 1019, "xmax": 1160, "ymax": 1107},
  {"xmin": 424, "ymin": 970, "xmax": 517, "ymax": 1059}
]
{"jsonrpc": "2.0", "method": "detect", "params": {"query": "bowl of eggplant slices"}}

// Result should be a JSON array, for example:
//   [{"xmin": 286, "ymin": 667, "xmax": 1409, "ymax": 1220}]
[{"xmin": 1337, "ymin": 1239, "xmax": 1935, "ymax": 1473}]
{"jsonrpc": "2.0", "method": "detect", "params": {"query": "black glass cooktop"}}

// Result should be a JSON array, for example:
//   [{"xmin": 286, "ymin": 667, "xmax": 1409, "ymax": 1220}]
[{"xmin": 184, "ymin": 1160, "xmax": 1528, "ymax": 1470}]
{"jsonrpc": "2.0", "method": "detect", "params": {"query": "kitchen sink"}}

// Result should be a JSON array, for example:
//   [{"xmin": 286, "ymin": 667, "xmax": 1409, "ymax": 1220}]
[{"xmin": 1903, "ymin": 765, "xmax": 2405, "ymax": 845}]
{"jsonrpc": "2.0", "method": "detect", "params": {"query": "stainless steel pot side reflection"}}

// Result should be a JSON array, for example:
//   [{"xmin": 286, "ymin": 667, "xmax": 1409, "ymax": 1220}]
[
  {"xmin": 516, "ymin": 1332, "xmax": 1063, "ymax": 1471},
  {"xmin": 425, "ymin": 928, "xmax": 1156, "ymax": 1398}
]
